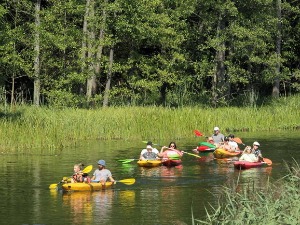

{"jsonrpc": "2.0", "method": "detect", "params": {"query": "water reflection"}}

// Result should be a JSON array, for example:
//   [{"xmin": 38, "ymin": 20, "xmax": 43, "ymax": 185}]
[{"xmin": 62, "ymin": 191, "xmax": 114, "ymax": 224}]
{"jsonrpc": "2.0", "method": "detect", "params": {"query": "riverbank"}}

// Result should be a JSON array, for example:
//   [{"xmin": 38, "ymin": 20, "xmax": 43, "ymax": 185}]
[
  {"xmin": 194, "ymin": 159, "xmax": 300, "ymax": 224},
  {"xmin": 0, "ymin": 95, "xmax": 299, "ymax": 154}
]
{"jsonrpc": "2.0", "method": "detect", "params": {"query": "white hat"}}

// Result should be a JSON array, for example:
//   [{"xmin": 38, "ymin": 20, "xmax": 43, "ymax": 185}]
[
  {"xmin": 214, "ymin": 127, "xmax": 220, "ymax": 131},
  {"xmin": 146, "ymin": 145, "xmax": 153, "ymax": 149},
  {"xmin": 253, "ymin": 141, "xmax": 260, "ymax": 146}
]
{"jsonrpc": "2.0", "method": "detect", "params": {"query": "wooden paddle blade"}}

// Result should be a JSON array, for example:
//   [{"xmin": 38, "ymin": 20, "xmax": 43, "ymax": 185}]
[
  {"xmin": 82, "ymin": 165, "xmax": 93, "ymax": 173},
  {"xmin": 263, "ymin": 158, "xmax": 272, "ymax": 166},
  {"xmin": 117, "ymin": 178, "xmax": 136, "ymax": 185},
  {"xmin": 233, "ymin": 137, "xmax": 244, "ymax": 145},
  {"xmin": 194, "ymin": 130, "xmax": 203, "ymax": 137}
]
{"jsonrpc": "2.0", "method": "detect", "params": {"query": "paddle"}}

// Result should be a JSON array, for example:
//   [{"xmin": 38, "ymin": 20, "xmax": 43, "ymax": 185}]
[
  {"xmin": 194, "ymin": 130, "xmax": 204, "ymax": 137},
  {"xmin": 182, "ymin": 151, "xmax": 201, "ymax": 158},
  {"xmin": 116, "ymin": 178, "xmax": 135, "ymax": 185},
  {"xmin": 263, "ymin": 158, "xmax": 272, "ymax": 166},
  {"xmin": 234, "ymin": 138, "xmax": 273, "ymax": 166},
  {"xmin": 49, "ymin": 165, "xmax": 93, "ymax": 189}
]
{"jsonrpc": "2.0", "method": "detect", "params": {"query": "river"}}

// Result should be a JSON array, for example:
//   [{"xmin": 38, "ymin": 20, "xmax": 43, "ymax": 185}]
[{"xmin": 0, "ymin": 131, "xmax": 299, "ymax": 225}]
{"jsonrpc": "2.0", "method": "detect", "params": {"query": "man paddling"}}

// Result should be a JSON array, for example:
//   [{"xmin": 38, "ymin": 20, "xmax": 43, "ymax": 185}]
[{"xmin": 212, "ymin": 127, "xmax": 224, "ymax": 146}]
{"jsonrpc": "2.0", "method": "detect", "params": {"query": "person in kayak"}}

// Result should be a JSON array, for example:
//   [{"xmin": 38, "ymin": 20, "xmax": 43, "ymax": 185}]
[
  {"xmin": 218, "ymin": 136, "xmax": 236, "ymax": 152},
  {"xmin": 252, "ymin": 141, "xmax": 263, "ymax": 161},
  {"xmin": 228, "ymin": 134, "xmax": 239, "ymax": 151},
  {"xmin": 139, "ymin": 141, "xmax": 159, "ymax": 160},
  {"xmin": 239, "ymin": 146, "xmax": 259, "ymax": 162},
  {"xmin": 193, "ymin": 137, "xmax": 215, "ymax": 153},
  {"xmin": 71, "ymin": 163, "xmax": 90, "ymax": 183},
  {"xmin": 212, "ymin": 127, "xmax": 224, "ymax": 147},
  {"xmin": 91, "ymin": 160, "xmax": 115, "ymax": 185},
  {"xmin": 158, "ymin": 142, "xmax": 183, "ymax": 160}
]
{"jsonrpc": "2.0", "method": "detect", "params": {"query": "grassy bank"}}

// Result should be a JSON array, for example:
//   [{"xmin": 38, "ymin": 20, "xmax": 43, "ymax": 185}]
[
  {"xmin": 0, "ymin": 95, "xmax": 300, "ymax": 154},
  {"xmin": 194, "ymin": 159, "xmax": 300, "ymax": 224}
]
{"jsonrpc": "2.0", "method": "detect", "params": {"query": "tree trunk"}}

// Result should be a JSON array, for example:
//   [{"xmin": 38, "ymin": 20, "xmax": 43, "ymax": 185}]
[
  {"xmin": 33, "ymin": 0, "xmax": 41, "ymax": 106},
  {"xmin": 103, "ymin": 48, "xmax": 114, "ymax": 107},
  {"xmin": 94, "ymin": 0, "xmax": 107, "ymax": 76},
  {"xmin": 80, "ymin": 0, "xmax": 90, "ymax": 95},
  {"xmin": 272, "ymin": 0, "xmax": 281, "ymax": 98},
  {"xmin": 212, "ymin": 15, "xmax": 226, "ymax": 107},
  {"xmin": 86, "ymin": 0, "xmax": 96, "ymax": 102}
]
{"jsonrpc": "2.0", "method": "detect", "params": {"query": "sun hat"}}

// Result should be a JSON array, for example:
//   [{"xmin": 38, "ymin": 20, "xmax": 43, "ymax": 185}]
[
  {"xmin": 253, "ymin": 141, "xmax": 260, "ymax": 146},
  {"xmin": 97, "ymin": 160, "xmax": 106, "ymax": 166},
  {"xmin": 214, "ymin": 127, "xmax": 220, "ymax": 131},
  {"xmin": 146, "ymin": 145, "xmax": 153, "ymax": 149}
]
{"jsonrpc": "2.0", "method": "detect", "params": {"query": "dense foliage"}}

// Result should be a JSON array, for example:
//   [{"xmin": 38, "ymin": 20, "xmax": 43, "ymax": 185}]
[{"xmin": 0, "ymin": 0, "xmax": 300, "ymax": 107}]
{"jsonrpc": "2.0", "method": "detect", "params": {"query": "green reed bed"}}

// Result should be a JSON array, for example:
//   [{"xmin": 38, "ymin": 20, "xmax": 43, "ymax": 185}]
[
  {"xmin": 0, "ymin": 95, "xmax": 300, "ymax": 154},
  {"xmin": 193, "ymin": 159, "xmax": 300, "ymax": 224}
]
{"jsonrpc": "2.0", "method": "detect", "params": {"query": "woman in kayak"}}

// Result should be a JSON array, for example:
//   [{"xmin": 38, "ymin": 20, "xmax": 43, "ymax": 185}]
[
  {"xmin": 158, "ymin": 142, "xmax": 183, "ymax": 160},
  {"xmin": 239, "ymin": 146, "xmax": 258, "ymax": 162}
]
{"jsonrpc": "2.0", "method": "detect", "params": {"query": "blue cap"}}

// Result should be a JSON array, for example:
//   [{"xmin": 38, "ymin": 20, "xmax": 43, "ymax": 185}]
[{"xmin": 97, "ymin": 160, "xmax": 106, "ymax": 166}]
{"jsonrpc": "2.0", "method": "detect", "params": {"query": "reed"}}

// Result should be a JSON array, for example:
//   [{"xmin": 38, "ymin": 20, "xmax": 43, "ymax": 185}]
[
  {"xmin": 0, "ymin": 95, "xmax": 299, "ymax": 154},
  {"xmin": 193, "ymin": 158, "xmax": 300, "ymax": 224}
]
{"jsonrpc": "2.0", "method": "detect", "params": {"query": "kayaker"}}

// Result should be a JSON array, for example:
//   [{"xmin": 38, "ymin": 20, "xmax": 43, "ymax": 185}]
[
  {"xmin": 91, "ymin": 160, "xmax": 115, "ymax": 185},
  {"xmin": 139, "ymin": 141, "xmax": 159, "ymax": 160},
  {"xmin": 239, "ymin": 146, "xmax": 258, "ymax": 162},
  {"xmin": 193, "ymin": 137, "xmax": 215, "ymax": 153},
  {"xmin": 228, "ymin": 134, "xmax": 239, "ymax": 150},
  {"xmin": 158, "ymin": 142, "xmax": 183, "ymax": 160},
  {"xmin": 252, "ymin": 141, "xmax": 263, "ymax": 161},
  {"xmin": 71, "ymin": 163, "xmax": 90, "ymax": 183},
  {"xmin": 212, "ymin": 127, "xmax": 225, "ymax": 146},
  {"xmin": 219, "ymin": 136, "xmax": 236, "ymax": 152}
]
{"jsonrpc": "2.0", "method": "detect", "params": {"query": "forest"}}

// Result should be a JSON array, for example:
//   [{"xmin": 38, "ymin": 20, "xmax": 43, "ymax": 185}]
[{"xmin": 1, "ymin": 0, "xmax": 300, "ymax": 108}]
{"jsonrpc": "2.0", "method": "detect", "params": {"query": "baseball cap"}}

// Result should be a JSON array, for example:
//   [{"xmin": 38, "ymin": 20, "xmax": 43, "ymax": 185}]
[{"xmin": 214, "ymin": 127, "xmax": 220, "ymax": 131}]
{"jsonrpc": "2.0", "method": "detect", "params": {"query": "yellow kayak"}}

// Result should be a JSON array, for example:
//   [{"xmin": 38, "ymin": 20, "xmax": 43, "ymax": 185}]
[
  {"xmin": 62, "ymin": 182, "xmax": 113, "ymax": 191},
  {"xmin": 137, "ymin": 160, "xmax": 162, "ymax": 167},
  {"xmin": 213, "ymin": 148, "xmax": 242, "ymax": 159}
]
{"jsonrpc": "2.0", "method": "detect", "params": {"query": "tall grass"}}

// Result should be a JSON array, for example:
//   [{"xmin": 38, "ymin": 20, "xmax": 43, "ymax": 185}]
[
  {"xmin": 193, "ymin": 159, "xmax": 300, "ymax": 224},
  {"xmin": 0, "ymin": 95, "xmax": 300, "ymax": 154}
]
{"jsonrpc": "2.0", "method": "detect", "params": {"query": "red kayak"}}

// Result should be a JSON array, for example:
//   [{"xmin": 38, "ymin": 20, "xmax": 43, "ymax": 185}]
[
  {"xmin": 162, "ymin": 159, "xmax": 182, "ymax": 167},
  {"xmin": 196, "ymin": 146, "xmax": 216, "ymax": 152},
  {"xmin": 234, "ymin": 161, "xmax": 267, "ymax": 170}
]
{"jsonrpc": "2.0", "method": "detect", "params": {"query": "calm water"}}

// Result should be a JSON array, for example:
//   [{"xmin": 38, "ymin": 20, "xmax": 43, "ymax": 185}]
[{"xmin": 0, "ymin": 131, "xmax": 299, "ymax": 225}]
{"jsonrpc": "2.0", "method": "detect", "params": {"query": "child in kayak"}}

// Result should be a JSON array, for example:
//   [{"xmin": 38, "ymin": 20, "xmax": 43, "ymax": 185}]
[{"xmin": 72, "ymin": 163, "xmax": 90, "ymax": 183}]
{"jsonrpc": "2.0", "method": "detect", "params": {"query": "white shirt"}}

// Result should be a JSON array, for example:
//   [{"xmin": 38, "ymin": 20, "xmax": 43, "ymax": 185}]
[{"xmin": 239, "ymin": 153, "xmax": 258, "ymax": 162}]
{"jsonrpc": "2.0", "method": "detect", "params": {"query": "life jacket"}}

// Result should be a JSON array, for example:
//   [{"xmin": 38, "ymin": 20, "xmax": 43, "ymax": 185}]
[{"xmin": 72, "ymin": 172, "xmax": 91, "ymax": 183}]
